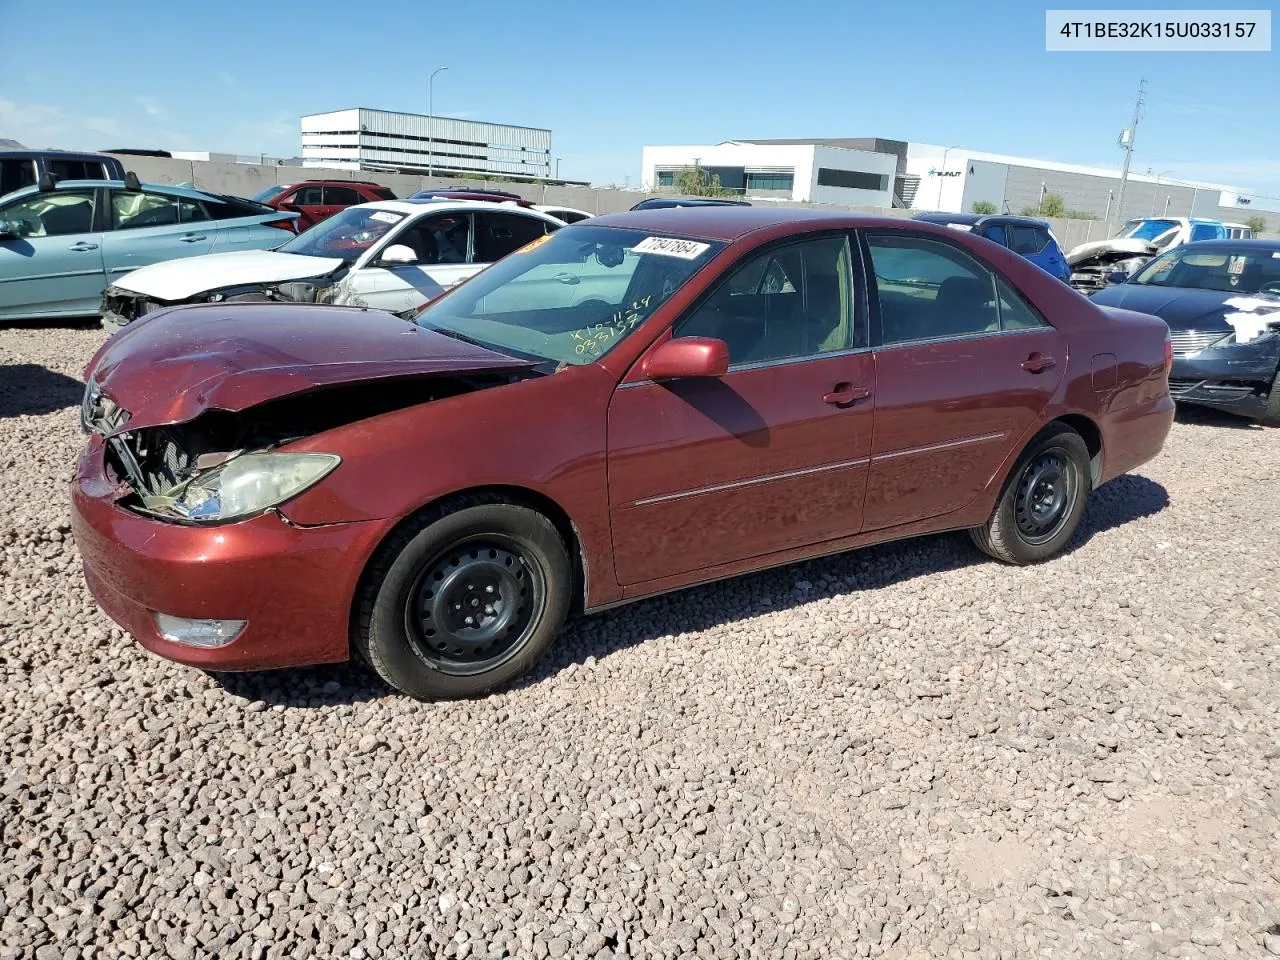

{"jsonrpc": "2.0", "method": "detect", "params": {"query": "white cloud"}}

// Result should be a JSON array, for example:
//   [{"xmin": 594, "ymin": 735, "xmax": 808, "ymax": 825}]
[{"xmin": 135, "ymin": 97, "xmax": 164, "ymax": 119}]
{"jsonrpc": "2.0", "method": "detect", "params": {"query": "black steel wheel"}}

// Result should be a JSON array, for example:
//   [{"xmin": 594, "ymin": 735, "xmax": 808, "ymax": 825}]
[
  {"xmin": 1012, "ymin": 450, "xmax": 1077, "ymax": 546},
  {"xmin": 356, "ymin": 498, "xmax": 572, "ymax": 701},
  {"xmin": 408, "ymin": 540, "xmax": 543, "ymax": 676},
  {"xmin": 971, "ymin": 424, "xmax": 1091, "ymax": 565}
]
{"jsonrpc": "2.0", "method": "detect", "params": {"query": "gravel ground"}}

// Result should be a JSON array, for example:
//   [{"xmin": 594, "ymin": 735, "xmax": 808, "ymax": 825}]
[{"xmin": 2, "ymin": 322, "xmax": 1278, "ymax": 960}]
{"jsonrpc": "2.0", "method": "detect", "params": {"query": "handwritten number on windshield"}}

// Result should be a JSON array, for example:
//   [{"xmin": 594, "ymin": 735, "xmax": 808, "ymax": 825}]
[{"xmin": 569, "ymin": 295, "xmax": 654, "ymax": 357}]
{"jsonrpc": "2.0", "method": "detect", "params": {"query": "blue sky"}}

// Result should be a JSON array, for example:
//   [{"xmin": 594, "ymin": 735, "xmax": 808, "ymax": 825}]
[{"xmin": 2, "ymin": 0, "xmax": 1276, "ymax": 195}]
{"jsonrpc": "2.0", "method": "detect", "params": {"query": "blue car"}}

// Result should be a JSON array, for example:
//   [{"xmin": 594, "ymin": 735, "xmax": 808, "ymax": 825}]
[
  {"xmin": 0, "ymin": 177, "xmax": 299, "ymax": 321},
  {"xmin": 912, "ymin": 213, "xmax": 1071, "ymax": 282}
]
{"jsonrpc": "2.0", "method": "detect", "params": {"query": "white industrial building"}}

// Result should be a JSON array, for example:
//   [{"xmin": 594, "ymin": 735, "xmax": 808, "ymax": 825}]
[
  {"xmin": 642, "ymin": 142, "xmax": 898, "ymax": 207},
  {"xmin": 301, "ymin": 108, "xmax": 552, "ymax": 180},
  {"xmin": 641, "ymin": 138, "xmax": 1278, "ymax": 227}
]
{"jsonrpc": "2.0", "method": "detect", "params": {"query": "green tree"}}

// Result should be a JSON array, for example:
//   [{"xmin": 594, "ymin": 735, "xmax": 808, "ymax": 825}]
[
  {"xmin": 1246, "ymin": 215, "xmax": 1267, "ymax": 234},
  {"xmin": 971, "ymin": 200, "xmax": 997, "ymax": 215},
  {"xmin": 671, "ymin": 161, "xmax": 735, "ymax": 198}
]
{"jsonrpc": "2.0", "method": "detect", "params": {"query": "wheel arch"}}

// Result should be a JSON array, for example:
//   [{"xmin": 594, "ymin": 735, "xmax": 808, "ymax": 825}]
[
  {"xmin": 348, "ymin": 484, "xmax": 591, "ymax": 648},
  {"xmin": 1050, "ymin": 412, "xmax": 1103, "ymax": 485}
]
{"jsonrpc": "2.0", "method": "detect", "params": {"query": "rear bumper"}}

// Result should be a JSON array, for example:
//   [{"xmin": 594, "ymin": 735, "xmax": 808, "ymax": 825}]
[
  {"xmin": 1099, "ymin": 390, "xmax": 1175, "ymax": 485},
  {"xmin": 71, "ymin": 438, "xmax": 393, "ymax": 671}
]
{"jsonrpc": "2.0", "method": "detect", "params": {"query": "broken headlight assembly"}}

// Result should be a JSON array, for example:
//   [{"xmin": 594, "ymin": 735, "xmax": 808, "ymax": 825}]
[{"xmin": 138, "ymin": 451, "xmax": 340, "ymax": 524}]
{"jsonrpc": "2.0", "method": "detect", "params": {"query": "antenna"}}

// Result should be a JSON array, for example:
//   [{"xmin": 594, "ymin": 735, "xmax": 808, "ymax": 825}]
[{"xmin": 1111, "ymin": 78, "xmax": 1146, "ymax": 231}]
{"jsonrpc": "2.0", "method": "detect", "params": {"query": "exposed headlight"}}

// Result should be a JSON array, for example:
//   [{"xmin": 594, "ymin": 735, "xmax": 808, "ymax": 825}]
[{"xmin": 159, "ymin": 452, "xmax": 339, "ymax": 523}]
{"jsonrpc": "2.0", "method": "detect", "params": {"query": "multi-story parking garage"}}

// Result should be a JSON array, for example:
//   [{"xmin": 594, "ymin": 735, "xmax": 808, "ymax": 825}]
[{"xmin": 302, "ymin": 108, "xmax": 552, "ymax": 181}]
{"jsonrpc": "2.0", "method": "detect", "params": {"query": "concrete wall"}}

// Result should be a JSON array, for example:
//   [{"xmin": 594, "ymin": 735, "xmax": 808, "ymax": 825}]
[{"xmin": 106, "ymin": 154, "xmax": 1280, "ymax": 243}]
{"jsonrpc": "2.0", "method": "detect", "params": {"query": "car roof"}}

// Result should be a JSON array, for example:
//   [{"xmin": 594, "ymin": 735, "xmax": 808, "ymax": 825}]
[
  {"xmin": 588, "ymin": 207, "xmax": 947, "ymax": 242},
  {"xmin": 1179, "ymin": 238, "xmax": 1280, "ymax": 251},
  {"xmin": 1, "ymin": 179, "xmax": 236, "ymax": 203},
  {"xmin": 0, "ymin": 148, "xmax": 115, "ymax": 160},
  {"xmin": 353, "ymin": 198, "xmax": 560, "ymax": 218},
  {"xmin": 914, "ymin": 212, "xmax": 1051, "ymax": 229}
]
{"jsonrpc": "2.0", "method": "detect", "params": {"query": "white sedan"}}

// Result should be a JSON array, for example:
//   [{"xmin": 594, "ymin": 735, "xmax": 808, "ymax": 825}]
[{"xmin": 100, "ymin": 199, "xmax": 565, "ymax": 331}]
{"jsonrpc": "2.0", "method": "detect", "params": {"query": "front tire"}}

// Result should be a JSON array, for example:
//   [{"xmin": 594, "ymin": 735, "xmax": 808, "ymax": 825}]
[
  {"xmin": 355, "ymin": 498, "xmax": 572, "ymax": 701},
  {"xmin": 1260, "ymin": 370, "xmax": 1280, "ymax": 427},
  {"xmin": 970, "ymin": 424, "xmax": 1091, "ymax": 565}
]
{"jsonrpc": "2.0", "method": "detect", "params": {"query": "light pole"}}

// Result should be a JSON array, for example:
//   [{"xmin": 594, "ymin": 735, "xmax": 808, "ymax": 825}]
[
  {"xmin": 555, "ymin": 157, "xmax": 561, "ymax": 180},
  {"xmin": 427, "ymin": 65, "xmax": 448, "ymax": 178},
  {"xmin": 934, "ymin": 145, "xmax": 961, "ymax": 209},
  {"xmin": 1150, "ymin": 169, "xmax": 1172, "ymax": 214}
]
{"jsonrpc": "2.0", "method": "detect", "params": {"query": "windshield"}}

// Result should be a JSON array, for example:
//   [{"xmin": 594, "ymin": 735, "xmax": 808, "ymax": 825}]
[
  {"xmin": 276, "ymin": 206, "xmax": 406, "ymax": 260},
  {"xmin": 251, "ymin": 185, "xmax": 286, "ymax": 204},
  {"xmin": 1129, "ymin": 245, "xmax": 1280, "ymax": 295},
  {"xmin": 411, "ymin": 226, "xmax": 725, "ymax": 365},
  {"xmin": 1116, "ymin": 218, "xmax": 1178, "ymax": 242}
]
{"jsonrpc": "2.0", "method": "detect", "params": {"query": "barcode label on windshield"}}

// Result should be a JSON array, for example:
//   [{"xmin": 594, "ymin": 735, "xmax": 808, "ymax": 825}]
[{"xmin": 632, "ymin": 236, "xmax": 711, "ymax": 259}]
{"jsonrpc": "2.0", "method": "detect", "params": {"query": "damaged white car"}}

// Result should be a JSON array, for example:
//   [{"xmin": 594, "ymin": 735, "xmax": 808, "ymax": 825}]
[
  {"xmin": 1066, "ymin": 217, "xmax": 1229, "ymax": 291},
  {"xmin": 100, "ymin": 199, "xmax": 565, "ymax": 332}
]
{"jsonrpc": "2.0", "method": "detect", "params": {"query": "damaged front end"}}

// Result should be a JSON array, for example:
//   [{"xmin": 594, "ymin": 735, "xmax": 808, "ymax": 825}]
[
  {"xmin": 1067, "ymin": 240, "xmax": 1157, "ymax": 292},
  {"xmin": 85, "ymin": 373, "xmax": 523, "ymax": 526},
  {"xmin": 101, "ymin": 269, "xmax": 351, "ymax": 333}
]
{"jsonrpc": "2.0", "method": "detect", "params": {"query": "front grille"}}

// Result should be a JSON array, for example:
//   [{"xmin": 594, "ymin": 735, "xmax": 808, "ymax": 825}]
[{"xmin": 1170, "ymin": 330, "xmax": 1227, "ymax": 357}]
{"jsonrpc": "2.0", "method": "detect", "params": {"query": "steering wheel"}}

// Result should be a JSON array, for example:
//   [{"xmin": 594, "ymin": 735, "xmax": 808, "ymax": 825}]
[{"xmin": 1258, "ymin": 280, "xmax": 1280, "ymax": 297}]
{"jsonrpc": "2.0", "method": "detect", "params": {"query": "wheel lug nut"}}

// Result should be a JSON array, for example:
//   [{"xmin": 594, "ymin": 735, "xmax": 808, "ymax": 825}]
[
  {"xmin": 464, "ymin": 616, "xmax": 474, "ymax": 626},
  {"xmin": 485, "ymin": 585, "xmax": 495, "ymax": 593},
  {"xmin": 484, "ymin": 605, "xmax": 494, "ymax": 615}
]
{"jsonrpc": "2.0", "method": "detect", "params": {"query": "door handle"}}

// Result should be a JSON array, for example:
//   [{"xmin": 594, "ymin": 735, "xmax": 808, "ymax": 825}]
[
  {"xmin": 67, "ymin": 242, "xmax": 99, "ymax": 252},
  {"xmin": 823, "ymin": 382, "xmax": 872, "ymax": 407},
  {"xmin": 1021, "ymin": 353, "xmax": 1056, "ymax": 374},
  {"xmin": 553, "ymin": 272, "xmax": 580, "ymax": 284},
  {"xmin": 178, "ymin": 234, "xmax": 208, "ymax": 243}
]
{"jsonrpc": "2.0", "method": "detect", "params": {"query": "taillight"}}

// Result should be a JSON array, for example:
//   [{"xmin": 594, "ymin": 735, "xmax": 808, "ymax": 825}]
[
  {"xmin": 1164, "ymin": 336, "xmax": 1173, "ymax": 373},
  {"xmin": 264, "ymin": 217, "xmax": 297, "ymax": 233}
]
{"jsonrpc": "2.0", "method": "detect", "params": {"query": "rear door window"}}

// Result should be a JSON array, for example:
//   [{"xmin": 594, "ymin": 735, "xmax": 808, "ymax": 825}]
[
  {"xmin": 1189, "ymin": 223, "xmax": 1226, "ymax": 242},
  {"xmin": 111, "ymin": 191, "xmax": 181, "ymax": 230},
  {"xmin": 1008, "ymin": 226, "xmax": 1048, "ymax": 255},
  {"xmin": 323, "ymin": 185, "xmax": 360, "ymax": 206},
  {"xmin": 0, "ymin": 158, "xmax": 36, "ymax": 196},
  {"xmin": 50, "ymin": 159, "xmax": 109, "ymax": 181},
  {"xmin": 473, "ymin": 212, "xmax": 550, "ymax": 263}
]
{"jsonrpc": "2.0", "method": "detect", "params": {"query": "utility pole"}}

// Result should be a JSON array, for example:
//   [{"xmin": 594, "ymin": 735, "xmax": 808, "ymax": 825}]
[{"xmin": 1112, "ymin": 78, "xmax": 1146, "ymax": 231}]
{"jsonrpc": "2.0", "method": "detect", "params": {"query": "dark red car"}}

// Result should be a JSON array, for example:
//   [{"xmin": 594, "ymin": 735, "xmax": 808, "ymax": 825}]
[
  {"xmin": 72, "ymin": 209, "xmax": 1174, "ymax": 700},
  {"xmin": 251, "ymin": 180, "xmax": 397, "ymax": 231}
]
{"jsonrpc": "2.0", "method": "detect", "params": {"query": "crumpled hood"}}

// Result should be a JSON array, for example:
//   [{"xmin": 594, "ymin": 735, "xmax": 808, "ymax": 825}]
[
  {"xmin": 108, "ymin": 250, "xmax": 345, "ymax": 301},
  {"xmin": 1066, "ymin": 238, "xmax": 1156, "ymax": 267},
  {"xmin": 86, "ymin": 302, "xmax": 534, "ymax": 431},
  {"xmin": 1090, "ymin": 284, "xmax": 1280, "ymax": 332}
]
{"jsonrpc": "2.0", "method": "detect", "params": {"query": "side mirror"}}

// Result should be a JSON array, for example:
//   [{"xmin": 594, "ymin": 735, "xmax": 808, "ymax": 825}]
[
  {"xmin": 377, "ymin": 244, "xmax": 418, "ymax": 266},
  {"xmin": 1106, "ymin": 269, "xmax": 1129, "ymax": 285},
  {"xmin": 0, "ymin": 221, "xmax": 15, "ymax": 241},
  {"xmin": 642, "ymin": 336, "xmax": 729, "ymax": 381}
]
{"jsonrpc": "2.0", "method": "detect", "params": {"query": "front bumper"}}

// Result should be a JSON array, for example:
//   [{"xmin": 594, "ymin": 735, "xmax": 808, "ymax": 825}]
[
  {"xmin": 71, "ymin": 437, "xmax": 394, "ymax": 671},
  {"xmin": 1169, "ymin": 336, "xmax": 1280, "ymax": 419}
]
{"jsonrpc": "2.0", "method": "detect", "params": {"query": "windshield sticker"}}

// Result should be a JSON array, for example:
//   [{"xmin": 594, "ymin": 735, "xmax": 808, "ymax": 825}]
[
  {"xmin": 516, "ymin": 233, "xmax": 553, "ymax": 255},
  {"xmin": 632, "ymin": 236, "xmax": 711, "ymax": 260},
  {"xmin": 1228, "ymin": 256, "xmax": 1246, "ymax": 275},
  {"xmin": 369, "ymin": 211, "xmax": 404, "ymax": 224}
]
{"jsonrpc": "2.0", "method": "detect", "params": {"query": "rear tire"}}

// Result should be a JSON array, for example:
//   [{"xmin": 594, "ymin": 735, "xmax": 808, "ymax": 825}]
[
  {"xmin": 970, "ymin": 424, "xmax": 1091, "ymax": 565},
  {"xmin": 354, "ymin": 497, "xmax": 572, "ymax": 701}
]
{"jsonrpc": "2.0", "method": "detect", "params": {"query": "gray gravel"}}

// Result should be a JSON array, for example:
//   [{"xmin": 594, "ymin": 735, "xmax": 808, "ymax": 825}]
[{"xmin": 2, "ymin": 322, "xmax": 1279, "ymax": 959}]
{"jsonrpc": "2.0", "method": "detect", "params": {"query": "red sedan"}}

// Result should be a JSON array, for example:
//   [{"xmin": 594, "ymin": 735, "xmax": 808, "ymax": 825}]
[{"xmin": 72, "ymin": 209, "xmax": 1174, "ymax": 700}]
